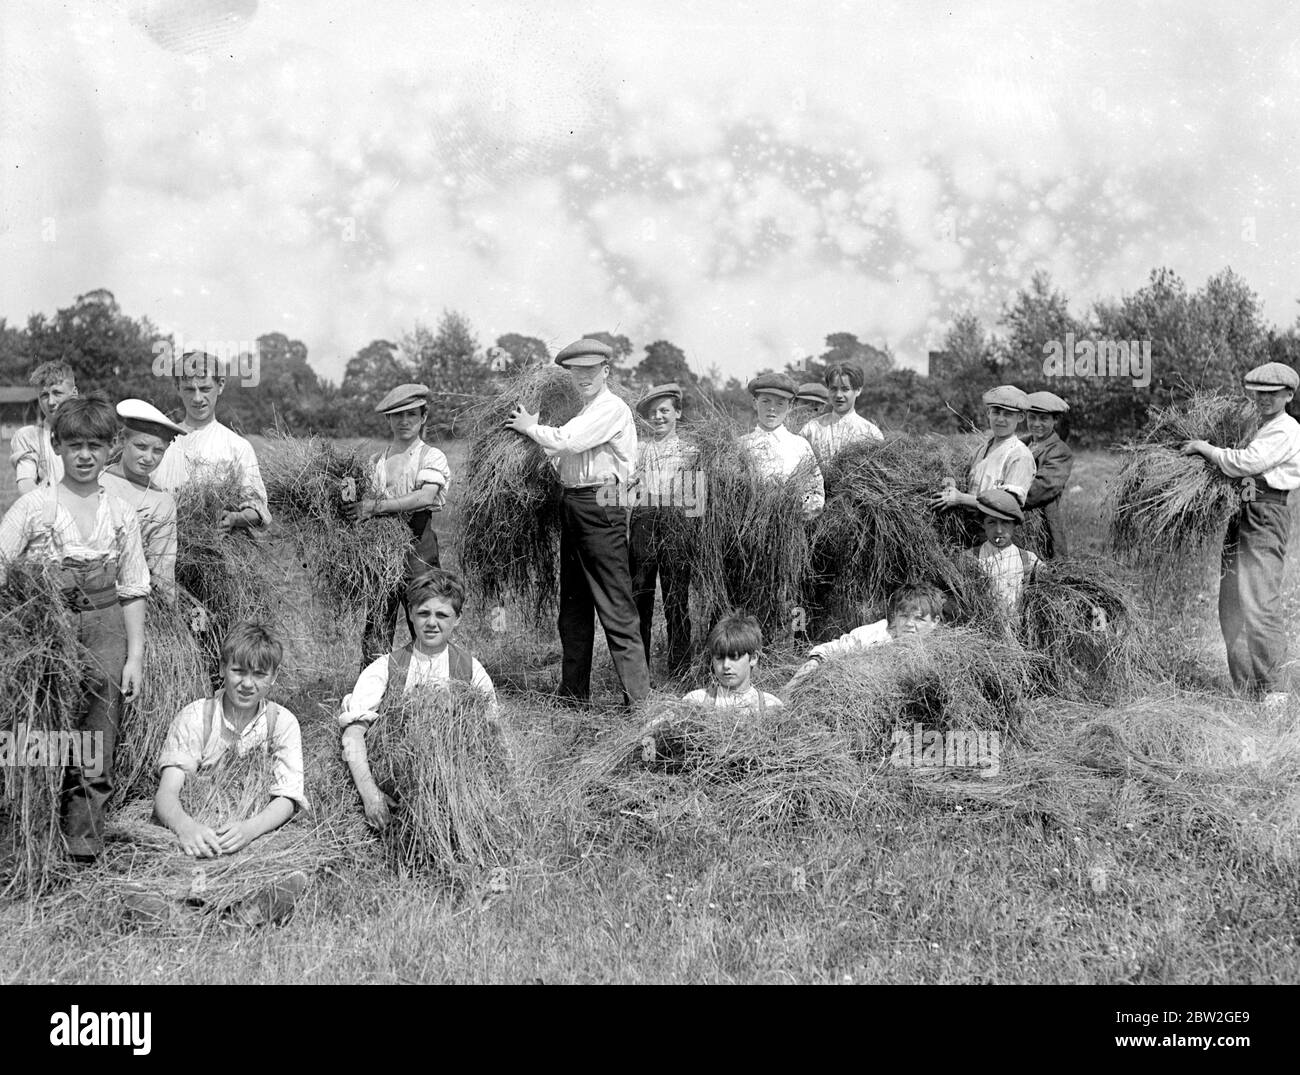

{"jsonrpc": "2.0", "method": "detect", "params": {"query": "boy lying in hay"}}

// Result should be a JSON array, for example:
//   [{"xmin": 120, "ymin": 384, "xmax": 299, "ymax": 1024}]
[
  {"xmin": 680, "ymin": 615, "xmax": 784, "ymax": 715},
  {"xmin": 111, "ymin": 621, "xmax": 313, "ymax": 927}
]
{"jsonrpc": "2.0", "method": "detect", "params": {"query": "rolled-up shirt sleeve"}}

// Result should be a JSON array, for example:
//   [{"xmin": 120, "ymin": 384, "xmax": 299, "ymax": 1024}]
[
  {"xmin": 529, "ymin": 396, "xmax": 627, "ymax": 456},
  {"xmin": 10, "ymin": 427, "xmax": 39, "ymax": 490},
  {"xmin": 235, "ymin": 439, "xmax": 272, "ymax": 527},
  {"xmin": 269, "ymin": 710, "xmax": 310, "ymax": 812},
  {"xmin": 809, "ymin": 620, "xmax": 890, "ymax": 661},
  {"xmin": 114, "ymin": 508, "xmax": 152, "ymax": 599},
  {"xmin": 157, "ymin": 701, "xmax": 206, "ymax": 774},
  {"xmin": 1210, "ymin": 420, "xmax": 1300, "ymax": 479},
  {"xmin": 338, "ymin": 655, "xmax": 392, "ymax": 728}
]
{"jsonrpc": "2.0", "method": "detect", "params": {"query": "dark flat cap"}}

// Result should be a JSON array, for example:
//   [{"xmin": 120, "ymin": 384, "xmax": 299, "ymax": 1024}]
[
  {"xmin": 1025, "ymin": 391, "xmax": 1069, "ymax": 414},
  {"xmin": 976, "ymin": 488, "xmax": 1024, "ymax": 523},
  {"xmin": 747, "ymin": 372, "xmax": 798, "ymax": 399},
  {"xmin": 636, "ymin": 382, "xmax": 683, "ymax": 417},
  {"xmin": 796, "ymin": 382, "xmax": 829, "ymax": 405}
]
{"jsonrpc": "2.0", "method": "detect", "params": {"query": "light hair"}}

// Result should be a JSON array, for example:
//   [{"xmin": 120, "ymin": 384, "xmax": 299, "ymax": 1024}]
[
  {"xmin": 29, "ymin": 360, "xmax": 76, "ymax": 390},
  {"xmin": 406, "ymin": 567, "xmax": 466, "ymax": 616},
  {"xmin": 220, "ymin": 621, "xmax": 284, "ymax": 673}
]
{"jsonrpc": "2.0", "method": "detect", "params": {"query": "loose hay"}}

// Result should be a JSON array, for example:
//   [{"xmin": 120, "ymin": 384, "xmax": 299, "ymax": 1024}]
[
  {"xmin": 1108, "ymin": 393, "xmax": 1257, "ymax": 562},
  {"xmin": 0, "ymin": 564, "xmax": 86, "ymax": 897},
  {"xmin": 365, "ymin": 683, "xmax": 516, "ymax": 875}
]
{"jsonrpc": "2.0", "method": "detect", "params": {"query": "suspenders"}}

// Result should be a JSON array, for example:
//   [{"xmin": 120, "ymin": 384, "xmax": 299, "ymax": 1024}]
[
  {"xmin": 201, "ymin": 695, "xmax": 281, "ymax": 758},
  {"xmin": 706, "ymin": 682, "xmax": 768, "ymax": 714}
]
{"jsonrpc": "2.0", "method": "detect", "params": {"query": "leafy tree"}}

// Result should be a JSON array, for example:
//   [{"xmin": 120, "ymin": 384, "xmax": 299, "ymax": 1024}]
[
  {"xmin": 401, "ymin": 311, "xmax": 493, "ymax": 437},
  {"xmin": 494, "ymin": 333, "xmax": 550, "ymax": 369},
  {"xmin": 340, "ymin": 339, "xmax": 411, "ymax": 409},
  {"xmin": 820, "ymin": 332, "xmax": 892, "ymax": 380},
  {"xmin": 634, "ymin": 339, "xmax": 696, "ymax": 389},
  {"xmin": 581, "ymin": 331, "xmax": 633, "ymax": 370}
]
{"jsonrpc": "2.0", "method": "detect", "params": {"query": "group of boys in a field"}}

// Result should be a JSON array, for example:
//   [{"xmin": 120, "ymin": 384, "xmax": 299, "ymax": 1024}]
[{"xmin": 4, "ymin": 344, "xmax": 1298, "ymax": 926}]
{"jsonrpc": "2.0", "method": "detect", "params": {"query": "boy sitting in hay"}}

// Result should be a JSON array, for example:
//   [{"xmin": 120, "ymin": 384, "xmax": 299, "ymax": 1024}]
[
  {"xmin": 680, "ymin": 614, "xmax": 784, "ymax": 715},
  {"xmin": 784, "ymin": 583, "xmax": 945, "ymax": 692},
  {"xmin": 339, "ymin": 568, "xmax": 502, "ymax": 831},
  {"xmin": 969, "ymin": 489, "xmax": 1039, "ymax": 620}
]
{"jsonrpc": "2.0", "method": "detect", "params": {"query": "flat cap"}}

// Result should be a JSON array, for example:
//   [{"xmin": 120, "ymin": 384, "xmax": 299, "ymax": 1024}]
[
  {"xmin": 976, "ymin": 488, "xmax": 1024, "ymax": 523},
  {"xmin": 796, "ymin": 382, "xmax": 830, "ymax": 405},
  {"xmin": 116, "ymin": 398, "xmax": 187, "ymax": 439},
  {"xmin": 1243, "ymin": 362, "xmax": 1299, "ymax": 392},
  {"xmin": 375, "ymin": 383, "xmax": 431, "ymax": 414},
  {"xmin": 747, "ymin": 372, "xmax": 798, "ymax": 399},
  {"xmin": 636, "ymin": 382, "xmax": 683, "ymax": 418},
  {"xmin": 982, "ymin": 385, "xmax": 1030, "ymax": 411},
  {"xmin": 555, "ymin": 338, "xmax": 614, "ymax": 367},
  {"xmin": 1025, "ymin": 390, "xmax": 1069, "ymax": 414}
]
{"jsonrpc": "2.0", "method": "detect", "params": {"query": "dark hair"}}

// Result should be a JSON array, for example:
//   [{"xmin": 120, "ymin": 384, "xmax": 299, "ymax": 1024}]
[
  {"xmin": 887, "ymin": 584, "xmax": 945, "ymax": 621},
  {"xmin": 406, "ymin": 567, "xmax": 466, "ymax": 615},
  {"xmin": 49, "ymin": 394, "xmax": 116, "ymax": 444},
  {"xmin": 174, "ymin": 351, "xmax": 227, "ymax": 387},
  {"xmin": 705, "ymin": 613, "xmax": 763, "ymax": 659},
  {"xmin": 220, "ymin": 621, "xmax": 283, "ymax": 673},
  {"xmin": 822, "ymin": 363, "xmax": 864, "ymax": 391},
  {"xmin": 29, "ymin": 360, "xmax": 76, "ymax": 390}
]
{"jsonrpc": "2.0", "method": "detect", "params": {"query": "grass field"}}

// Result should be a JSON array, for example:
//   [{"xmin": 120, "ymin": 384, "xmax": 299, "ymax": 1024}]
[{"xmin": 2, "ymin": 436, "xmax": 1299, "ymax": 984}]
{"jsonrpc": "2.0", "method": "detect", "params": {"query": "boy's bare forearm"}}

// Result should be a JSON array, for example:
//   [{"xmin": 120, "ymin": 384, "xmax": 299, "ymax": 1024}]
[
  {"xmin": 121, "ymin": 597, "xmax": 145, "ymax": 662},
  {"xmin": 341, "ymin": 724, "xmax": 381, "ymax": 798},
  {"xmin": 244, "ymin": 797, "xmax": 295, "ymax": 841},
  {"xmin": 154, "ymin": 782, "xmax": 195, "ymax": 834}
]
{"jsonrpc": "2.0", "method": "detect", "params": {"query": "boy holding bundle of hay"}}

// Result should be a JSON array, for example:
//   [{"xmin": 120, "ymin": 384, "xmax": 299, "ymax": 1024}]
[
  {"xmin": 0, "ymin": 395, "xmax": 150, "ymax": 860},
  {"xmin": 681, "ymin": 614, "xmax": 784, "ymax": 714},
  {"xmin": 784, "ymin": 584, "xmax": 944, "ymax": 690},
  {"xmin": 738, "ymin": 372, "xmax": 825, "ymax": 521},
  {"xmin": 1022, "ymin": 391, "xmax": 1074, "ymax": 559},
  {"xmin": 799, "ymin": 363, "xmax": 884, "ymax": 462},
  {"xmin": 1182, "ymin": 362, "xmax": 1300, "ymax": 704},
  {"xmin": 100, "ymin": 400, "xmax": 187, "ymax": 604},
  {"xmin": 10, "ymin": 359, "xmax": 78, "ymax": 494},
  {"xmin": 156, "ymin": 355, "xmax": 271, "ymax": 534},
  {"xmin": 339, "ymin": 568, "xmax": 501, "ymax": 830},
  {"xmin": 346, "ymin": 383, "xmax": 452, "ymax": 666}
]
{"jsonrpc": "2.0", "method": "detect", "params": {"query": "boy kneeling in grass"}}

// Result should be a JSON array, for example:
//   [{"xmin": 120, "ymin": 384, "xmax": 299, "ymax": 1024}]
[
  {"xmin": 148, "ymin": 621, "xmax": 309, "ymax": 924},
  {"xmin": 339, "ymin": 568, "xmax": 500, "ymax": 830},
  {"xmin": 784, "ymin": 584, "xmax": 945, "ymax": 691},
  {"xmin": 681, "ymin": 614, "xmax": 784, "ymax": 714}
]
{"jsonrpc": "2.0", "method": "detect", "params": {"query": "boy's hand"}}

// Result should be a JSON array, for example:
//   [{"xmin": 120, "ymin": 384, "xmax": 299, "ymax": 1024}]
[
  {"xmin": 218, "ymin": 509, "xmax": 253, "ymax": 533},
  {"xmin": 930, "ymin": 486, "xmax": 961, "ymax": 508},
  {"xmin": 361, "ymin": 788, "xmax": 398, "ymax": 831},
  {"xmin": 176, "ymin": 818, "xmax": 223, "ymax": 858},
  {"xmin": 214, "ymin": 819, "xmax": 259, "ymax": 854},
  {"xmin": 1181, "ymin": 439, "xmax": 1211, "ymax": 458},
  {"xmin": 789, "ymin": 659, "xmax": 819, "ymax": 686},
  {"xmin": 120, "ymin": 657, "xmax": 143, "ymax": 703},
  {"xmin": 505, "ymin": 405, "xmax": 539, "ymax": 434}
]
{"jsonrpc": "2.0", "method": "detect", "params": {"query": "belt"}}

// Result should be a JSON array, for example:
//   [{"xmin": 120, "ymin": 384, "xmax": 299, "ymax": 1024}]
[
  {"xmin": 562, "ymin": 486, "xmax": 601, "ymax": 498},
  {"xmin": 64, "ymin": 586, "xmax": 119, "ymax": 612}
]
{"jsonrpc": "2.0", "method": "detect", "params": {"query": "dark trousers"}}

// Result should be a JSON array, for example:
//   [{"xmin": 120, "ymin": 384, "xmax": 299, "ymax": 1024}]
[
  {"xmin": 63, "ymin": 603, "xmax": 126, "ymax": 856},
  {"xmin": 361, "ymin": 517, "xmax": 440, "ymax": 669},
  {"xmin": 558, "ymin": 489, "xmax": 650, "ymax": 705},
  {"xmin": 628, "ymin": 508, "xmax": 694, "ymax": 674},
  {"xmin": 1220, "ymin": 497, "xmax": 1291, "ymax": 695}
]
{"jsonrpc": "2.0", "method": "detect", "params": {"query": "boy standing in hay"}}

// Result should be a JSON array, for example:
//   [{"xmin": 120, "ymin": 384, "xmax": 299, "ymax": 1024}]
[
  {"xmin": 1022, "ymin": 391, "xmax": 1074, "ymax": 560},
  {"xmin": 628, "ymin": 382, "xmax": 700, "ymax": 678},
  {"xmin": 10, "ymin": 359, "xmax": 78, "ymax": 494},
  {"xmin": 339, "ymin": 569, "xmax": 500, "ymax": 830},
  {"xmin": 505, "ymin": 337, "xmax": 650, "ymax": 707},
  {"xmin": 1182, "ymin": 361, "xmax": 1300, "ymax": 705},
  {"xmin": 0, "ymin": 395, "xmax": 149, "ymax": 860},
  {"xmin": 784, "ymin": 583, "xmax": 945, "ymax": 690},
  {"xmin": 799, "ymin": 363, "xmax": 884, "ymax": 463},
  {"xmin": 970, "ymin": 489, "xmax": 1039, "ymax": 618},
  {"xmin": 100, "ymin": 400, "xmax": 187, "ymax": 605},
  {"xmin": 345, "ymin": 383, "xmax": 452, "ymax": 666},
  {"xmin": 155, "ymin": 354, "xmax": 271, "ymax": 534},
  {"xmin": 682, "ymin": 614, "xmax": 784, "ymax": 714},
  {"xmin": 738, "ymin": 372, "xmax": 825, "ymax": 521}
]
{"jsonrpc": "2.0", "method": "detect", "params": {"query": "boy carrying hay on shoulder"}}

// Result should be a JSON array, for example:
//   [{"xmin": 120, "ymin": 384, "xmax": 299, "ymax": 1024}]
[
  {"xmin": 0, "ymin": 395, "xmax": 149, "ymax": 861},
  {"xmin": 339, "ymin": 568, "xmax": 501, "ymax": 830},
  {"xmin": 738, "ymin": 372, "xmax": 825, "ymax": 521},
  {"xmin": 1181, "ymin": 362, "xmax": 1300, "ymax": 705},
  {"xmin": 100, "ymin": 400, "xmax": 187, "ymax": 605},
  {"xmin": 784, "ymin": 583, "xmax": 944, "ymax": 691},
  {"xmin": 681, "ymin": 614, "xmax": 784, "ymax": 714},
  {"xmin": 345, "ymin": 383, "xmax": 452, "ymax": 666},
  {"xmin": 10, "ymin": 359, "xmax": 77, "ymax": 494}
]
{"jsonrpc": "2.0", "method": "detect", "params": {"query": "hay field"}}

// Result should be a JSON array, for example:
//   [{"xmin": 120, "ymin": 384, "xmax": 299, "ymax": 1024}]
[{"xmin": 2, "ymin": 438, "xmax": 1300, "ymax": 984}]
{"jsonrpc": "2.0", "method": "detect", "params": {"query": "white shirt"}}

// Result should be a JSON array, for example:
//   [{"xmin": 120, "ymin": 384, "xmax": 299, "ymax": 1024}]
[
  {"xmin": 737, "ymin": 425, "xmax": 826, "ymax": 518},
  {"xmin": 157, "ymin": 691, "xmax": 309, "ymax": 812},
  {"xmin": 809, "ymin": 618, "xmax": 891, "ymax": 661},
  {"xmin": 99, "ymin": 468, "xmax": 178, "ymax": 602},
  {"xmin": 976, "ymin": 541, "xmax": 1038, "ymax": 612},
  {"xmin": 156, "ymin": 419, "xmax": 271, "ymax": 525},
  {"xmin": 631, "ymin": 433, "xmax": 702, "ymax": 512},
  {"xmin": 799, "ymin": 411, "xmax": 884, "ymax": 461},
  {"xmin": 1210, "ymin": 411, "xmax": 1300, "ymax": 491},
  {"xmin": 9, "ymin": 422, "xmax": 62, "ymax": 490},
  {"xmin": 969, "ymin": 436, "xmax": 1036, "ymax": 502},
  {"xmin": 339, "ymin": 647, "xmax": 499, "ymax": 727},
  {"xmin": 681, "ymin": 685, "xmax": 784, "ymax": 713},
  {"xmin": 530, "ymin": 387, "xmax": 637, "ymax": 489},
  {"xmin": 371, "ymin": 439, "xmax": 451, "ymax": 506}
]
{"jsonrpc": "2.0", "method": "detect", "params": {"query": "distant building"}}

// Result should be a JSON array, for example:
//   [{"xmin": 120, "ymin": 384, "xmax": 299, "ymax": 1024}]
[{"xmin": 0, "ymin": 386, "xmax": 39, "ymax": 440}]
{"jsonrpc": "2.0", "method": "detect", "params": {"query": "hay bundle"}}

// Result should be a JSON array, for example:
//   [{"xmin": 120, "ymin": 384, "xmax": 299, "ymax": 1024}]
[
  {"xmin": 1108, "ymin": 393, "xmax": 1257, "ymax": 561},
  {"xmin": 787, "ymin": 629, "xmax": 1041, "ymax": 763},
  {"xmin": 455, "ymin": 365, "xmax": 582, "ymax": 619},
  {"xmin": 0, "ymin": 564, "xmax": 86, "ymax": 896},
  {"xmin": 689, "ymin": 413, "xmax": 812, "ymax": 638},
  {"xmin": 365, "ymin": 683, "xmax": 515, "ymax": 874},
  {"xmin": 258, "ymin": 433, "xmax": 412, "ymax": 619},
  {"xmin": 1019, "ymin": 558, "xmax": 1153, "ymax": 700},
  {"xmin": 573, "ymin": 701, "xmax": 860, "ymax": 831},
  {"xmin": 112, "ymin": 597, "xmax": 209, "ymax": 807}
]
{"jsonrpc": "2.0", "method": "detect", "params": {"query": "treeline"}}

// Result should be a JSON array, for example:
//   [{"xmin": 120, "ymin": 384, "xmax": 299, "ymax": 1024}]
[{"xmin": 1, "ymin": 268, "xmax": 1296, "ymax": 446}]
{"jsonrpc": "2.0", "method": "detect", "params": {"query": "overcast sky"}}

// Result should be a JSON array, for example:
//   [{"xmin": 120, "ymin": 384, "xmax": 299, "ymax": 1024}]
[{"xmin": 2, "ymin": 1, "xmax": 1298, "ymax": 382}]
